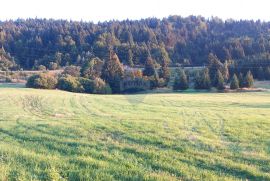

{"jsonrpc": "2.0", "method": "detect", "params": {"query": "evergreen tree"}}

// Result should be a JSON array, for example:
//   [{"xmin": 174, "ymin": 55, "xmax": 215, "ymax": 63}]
[
  {"xmin": 257, "ymin": 66, "xmax": 265, "ymax": 80},
  {"xmin": 143, "ymin": 56, "xmax": 155, "ymax": 76},
  {"xmin": 127, "ymin": 49, "xmax": 134, "ymax": 67},
  {"xmin": 81, "ymin": 57, "xmax": 103, "ymax": 79},
  {"xmin": 265, "ymin": 67, "xmax": 270, "ymax": 80},
  {"xmin": 216, "ymin": 70, "xmax": 225, "ymax": 90},
  {"xmin": 238, "ymin": 73, "xmax": 245, "ymax": 88},
  {"xmin": 173, "ymin": 69, "xmax": 189, "ymax": 90},
  {"xmin": 194, "ymin": 71, "xmax": 202, "ymax": 89},
  {"xmin": 230, "ymin": 74, "xmax": 239, "ymax": 89},
  {"xmin": 159, "ymin": 45, "xmax": 170, "ymax": 82},
  {"xmin": 202, "ymin": 68, "xmax": 211, "ymax": 89},
  {"xmin": 244, "ymin": 70, "xmax": 254, "ymax": 88},
  {"xmin": 194, "ymin": 68, "xmax": 211, "ymax": 89},
  {"xmin": 101, "ymin": 52, "xmax": 124, "ymax": 93}
]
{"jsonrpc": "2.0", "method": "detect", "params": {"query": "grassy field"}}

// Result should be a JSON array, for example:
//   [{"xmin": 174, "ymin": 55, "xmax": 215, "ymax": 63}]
[{"xmin": 0, "ymin": 87, "xmax": 270, "ymax": 180}]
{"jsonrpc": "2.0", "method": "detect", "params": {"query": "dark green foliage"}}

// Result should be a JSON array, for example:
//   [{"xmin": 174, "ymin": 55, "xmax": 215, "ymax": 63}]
[
  {"xmin": 92, "ymin": 78, "xmax": 112, "ymax": 94},
  {"xmin": 26, "ymin": 73, "xmax": 57, "ymax": 89},
  {"xmin": 81, "ymin": 57, "xmax": 103, "ymax": 79},
  {"xmin": 173, "ymin": 69, "xmax": 189, "ymax": 90},
  {"xmin": 244, "ymin": 71, "xmax": 254, "ymax": 88},
  {"xmin": 159, "ymin": 47, "xmax": 170, "ymax": 83},
  {"xmin": 78, "ymin": 77, "xmax": 111, "ymax": 94},
  {"xmin": 215, "ymin": 70, "xmax": 225, "ymax": 90},
  {"xmin": 194, "ymin": 68, "xmax": 211, "ymax": 89},
  {"xmin": 148, "ymin": 70, "xmax": 160, "ymax": 89},
  {"xmin": 265, "ymin": 67, "xmax": 270, "ymax": 80},
  {"xmin": 1, "ymin": 17, "xmax": 270, "ymax": 70},
  {"xmin": 238, "ymin": 73, "xmax": 245, "ymax": 88},
  {"xmin": 230, "ymin": 74, "xmax": 239, "ymax": 90},
  {"xmin": 57, "ymin": 75, "xmax": 83, "ymax": 92},
  {"xmin": 0, "ymin": 47, "xmax": 16, "ymax": 71},
  {"xmin": 143, "ymin": 56, "xmax": 156, "ymax": 77},
  {"xmin": 257, "ymin": 67, "xmax": 265, "ymax": 80},
  {"xmin": 78, "ymin": 78, "xmax": 95, "ymax": 93},
  {"xmin": 208, "ymin": 53, "xmax": 229, "ymax": 86},
  {"xmin": 101, "ymin": 52, "xmax": 124, "ymax": 93},
  {"xmin": 62, "ymin": 66, "xmax": 81, "ymax": 77}
]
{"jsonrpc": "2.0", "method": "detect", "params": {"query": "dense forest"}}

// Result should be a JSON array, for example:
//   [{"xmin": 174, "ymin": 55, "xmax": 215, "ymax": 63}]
[{"xmin": 1, "ymin": 15, "xmax": 270, "ymax": 72}]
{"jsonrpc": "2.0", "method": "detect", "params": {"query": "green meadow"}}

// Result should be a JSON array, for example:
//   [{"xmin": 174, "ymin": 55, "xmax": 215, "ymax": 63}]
[{"xmin": 0, "ymin": 87, "xmax": 270, "ymax": 180}]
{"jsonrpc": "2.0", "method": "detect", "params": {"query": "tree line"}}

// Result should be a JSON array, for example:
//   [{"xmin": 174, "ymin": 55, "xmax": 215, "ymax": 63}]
[
  {"xmin": 26, "ymin": 50, "xmax": 258, "ymax": 94},
  {"xmin": 0, "ymin": 16, "xmax": 270, "ymax": 74}
]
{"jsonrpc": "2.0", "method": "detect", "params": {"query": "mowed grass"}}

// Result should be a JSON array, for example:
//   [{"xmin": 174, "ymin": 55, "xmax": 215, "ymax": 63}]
[{"xmin": 0, "ymin": 88, "xmax": 270, "ymax": 181}]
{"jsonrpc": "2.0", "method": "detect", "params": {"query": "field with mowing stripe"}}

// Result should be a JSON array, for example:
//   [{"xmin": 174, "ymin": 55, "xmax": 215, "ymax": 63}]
[{"xmin": 0, "ymin": 87, "xmax": 270, "ymax": 180}]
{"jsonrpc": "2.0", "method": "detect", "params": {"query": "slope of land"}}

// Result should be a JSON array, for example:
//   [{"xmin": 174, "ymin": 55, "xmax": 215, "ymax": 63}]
[{"xmin": 0, "ymin": 88, "xmax": 270, "ymax": 180}]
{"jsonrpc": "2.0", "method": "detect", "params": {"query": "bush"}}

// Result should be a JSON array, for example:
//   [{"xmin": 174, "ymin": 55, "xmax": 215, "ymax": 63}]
[
  {"xmin": 79, "ymin": 78, "xmax": 95, "ymax": 93},
  {"xmin": 62, "ymin": 66, "xmax": 81, "ymax": 77},
  {"xmin": 38, "ymin": 65, "xmax": 47, "ymax": 71},
  {"xmin": 92, "ymin": 78, "xmax": 111, "ymax": 94},
  {"xmin": 57, "ymin": 75, "xmax": 83, "ymax": 92},
  {"xmin": 26, "ymin": 73, "xmax": 57, "ymax": 89}
]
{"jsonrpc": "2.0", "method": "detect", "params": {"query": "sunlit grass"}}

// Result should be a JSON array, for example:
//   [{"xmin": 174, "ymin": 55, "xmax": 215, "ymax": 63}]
[{"xmin": 0, "ymin": 88, "xmax": 270, "ymax": 180}]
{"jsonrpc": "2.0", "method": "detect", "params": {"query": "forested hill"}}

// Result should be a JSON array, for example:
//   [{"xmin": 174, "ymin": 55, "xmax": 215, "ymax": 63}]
[{"xmin": 1, "ymin": 16, "xmax": 270, "ymax": 70}]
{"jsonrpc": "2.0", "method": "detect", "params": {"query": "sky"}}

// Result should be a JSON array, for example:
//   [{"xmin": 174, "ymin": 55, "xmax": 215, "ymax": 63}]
[{"xmin": 0, "ymin": 0, "xmax": 269, "ymax": 22}]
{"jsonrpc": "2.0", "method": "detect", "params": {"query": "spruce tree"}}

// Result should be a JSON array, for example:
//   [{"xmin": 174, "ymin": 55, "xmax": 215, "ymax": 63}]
[
  {"xmin": 216, "ymin": 70, "xmax": 225, "ymax": 90},
  {"xmin": 202, "ymin": 68, "xmax": 211, "ymax": 89},
  {"xmin": 101, "ymin": 52, "xmax": 124, "ymax": 93},
  {"xmin": 230, "ymin": 74, "xmax": 239, "ymax": 89},
  {"xmin": 257, "ymin": 67, "xmax": 265, "ymax": 80},
  {"xmin": 194, "ymin": 71, "xmax": 202, "ymax": 89},
  {"xmin": 173, "ymin": 69, "xmax": 189, "ymax": 90},
  {"xmin": 265, "ymin": 67, "xmax": 270, "ymax": 80},
  {"xmin": 143, "ymin": 56, "xmax": 155, "ymax": 76},
  {"xmin": 159, "ymin": 46, "xmax": 170, "ymax": 82},
  {"xmin": 244, "ymin": 71, "xmax": 254, "ymax": 88},
  {"xmin": 238, "ymin": 73, "xmax": 245, "ymax": 88}
]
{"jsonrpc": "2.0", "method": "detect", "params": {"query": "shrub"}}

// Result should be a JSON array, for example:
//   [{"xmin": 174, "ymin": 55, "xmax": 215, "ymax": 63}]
[
  {"xmin": 38, "ymin": 65, "xmax": 47, "ymax": 71},
  {"xmin": 26, "ymin": 73, "xmax": 57, "ymax": 89},
  {"xmin": 79, "ymin": 78, "xmax": 95, "ymax": 93},
  {"xmin": 57, "ymin": 75, "xmax": 83, "ymax": 92},
  {"xmin": 62, "ymin": 66, "xmax": 81, "ymax": 77},
  {"xmin": 92, "ymin": 78, "xmax": 111, "ymax": 94}
]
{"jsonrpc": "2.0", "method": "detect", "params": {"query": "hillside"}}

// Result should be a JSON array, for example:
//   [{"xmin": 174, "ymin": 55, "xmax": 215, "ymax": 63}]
[
  {"xmin": 1, "ymin": 16, "xmax": 270, "ymax": 70},
  {"xmin": 0, "ymin": 88, "xmax": 270, "ymax": 180}
]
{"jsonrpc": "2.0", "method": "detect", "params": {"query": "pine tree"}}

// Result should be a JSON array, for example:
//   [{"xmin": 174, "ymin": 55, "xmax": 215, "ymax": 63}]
[
  {"xmin": 238, "ymin": 73, "xmax": 245, "ymax": 88},
  {"xmin": 202, "ymin": 68, "xmax": 211, "ymax": 89},
  {"xmin": 265, "ymin": 67, "xmax": 270, "ymax": 80},
  {"xmin": 101, "ymin": 52, "xmax": 124, "ymax": 93},
  {"xmin": 194, "ymin": 68, "xmax": 211, "ymax": 89},
  {"xmin": 127, "ymin": 49, "xmax": 134, "ymax": 67},
  {"xmin": 143, "ymin": 56, "xmax": 155, "ymax": 76},
  {"xmin": 230, "ymin": 74, "xmax": 239, "ymax": 89},
  {"xmin": 257, "ymin": 66, "xmax": 265, "ymax": 80},
  {"xmin": 244, "ymin": 70, "xmax": 254, "ymax": 88},
  {"xmin": 216, "ymin": 70, "xmax": 225, "ymax": 90},
  {"xmin": 173, "ymin": 69, "xmax": 189, "ymax": 90},
  {"xmin": 194, "ymin": 71, "xmax": 202, "ymax": 89}
]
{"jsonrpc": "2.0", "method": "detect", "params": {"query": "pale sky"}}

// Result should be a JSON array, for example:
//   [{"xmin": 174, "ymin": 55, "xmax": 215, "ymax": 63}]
[{"xmin": 0, "ymin": 0, "xmax": 269, "ymax": 22}]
